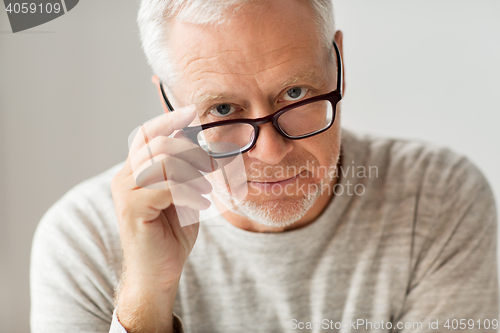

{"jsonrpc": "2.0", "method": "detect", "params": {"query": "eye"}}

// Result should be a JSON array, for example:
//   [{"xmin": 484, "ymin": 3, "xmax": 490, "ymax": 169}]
[
  {"xmin": 209, "ymin": 104, "xmax": 236, "ymax": 117},
  {"xmin": 283, "ymin": 87, "xmax": 308, "ymax": 101}
]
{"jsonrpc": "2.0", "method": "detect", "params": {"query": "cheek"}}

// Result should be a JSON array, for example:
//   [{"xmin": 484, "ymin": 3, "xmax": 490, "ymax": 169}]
[
  {"xmin": 205, "ymin": 154, "xmax": 249, "ymax": 197},
  {"xmin": 298, "ymin": 126, "xmax": 341, "ymax": 178},
  {"xmin": 305, "ymin": 126, "xmax": 340, "ymax": 162}
]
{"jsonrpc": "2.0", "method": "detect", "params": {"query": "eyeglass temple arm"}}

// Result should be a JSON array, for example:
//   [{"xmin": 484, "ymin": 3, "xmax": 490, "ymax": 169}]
[
  {"xmin": 332, "ymin": 40, "xmax": 343, "ymax": 98},
  {"xmin": 159, "ymin": 80, "xmax": 175, "ymax": 112}
]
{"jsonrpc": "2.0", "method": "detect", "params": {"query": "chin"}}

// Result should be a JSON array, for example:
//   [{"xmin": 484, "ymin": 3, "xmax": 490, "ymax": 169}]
[
  {"xmin": 231, "ymin": 190, "xmax": 321, "ymax": 228},
  {"xmin": 210, "ymin": 163, "xmax": 336, "ymax": 227}
]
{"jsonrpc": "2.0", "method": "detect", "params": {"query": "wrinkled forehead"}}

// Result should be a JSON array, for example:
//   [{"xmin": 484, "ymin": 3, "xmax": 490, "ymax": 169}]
[{"xmin": 167, "ymin": 0, "xmax": 330, "ymax": 96}]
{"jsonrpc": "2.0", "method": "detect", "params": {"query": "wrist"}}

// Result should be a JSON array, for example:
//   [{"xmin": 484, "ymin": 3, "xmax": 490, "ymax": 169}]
[
  {"xmin": 123, "ymin": 261, "xmax": 184, "ymax": 291},
  {"xmin": 116, "ymin": 275, "xmax": 179, "ymax": 333}
]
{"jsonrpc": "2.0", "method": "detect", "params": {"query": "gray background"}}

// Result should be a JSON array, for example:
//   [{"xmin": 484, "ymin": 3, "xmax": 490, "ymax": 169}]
[{"xmin": 1, "ymin": 1, "xmax": 499, "ymax": 332}]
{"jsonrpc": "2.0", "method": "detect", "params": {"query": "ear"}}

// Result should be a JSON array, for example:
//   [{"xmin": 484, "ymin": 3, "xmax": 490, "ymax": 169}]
[
  {"xmin": 152, "ymin": 75, "xmax": 171, "ymax": 114},
  {"xmin": 334, "ymin": 30, "xmax": 345, "ymax": 96}
]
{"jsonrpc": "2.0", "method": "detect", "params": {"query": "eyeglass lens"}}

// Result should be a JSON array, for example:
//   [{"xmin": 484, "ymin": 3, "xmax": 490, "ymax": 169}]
[{"xmin": 197, "ymin": 100, "xmax": 334, "ymax": 156}]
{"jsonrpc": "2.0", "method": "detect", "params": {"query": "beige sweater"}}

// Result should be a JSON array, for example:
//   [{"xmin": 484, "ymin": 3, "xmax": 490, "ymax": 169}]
[{"xmin": 30, "ymin": 128, "xmax": 498, "ymax": 332}]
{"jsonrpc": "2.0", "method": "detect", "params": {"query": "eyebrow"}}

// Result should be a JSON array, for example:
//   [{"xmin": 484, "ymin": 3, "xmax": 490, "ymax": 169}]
[
  {"xmin": 194, "ymin": 92, "xmax": 229, "ymax": 105},
  {"xmin": 193, "ymin": 70, "xmax": 327, "ymax": 105},
  {"xmin": 280, "ymin": 70, "xmax": 326, "ymax": 88}
]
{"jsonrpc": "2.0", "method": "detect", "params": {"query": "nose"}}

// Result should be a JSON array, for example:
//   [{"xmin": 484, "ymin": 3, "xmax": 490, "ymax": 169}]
[{"xmin": 246, "ymin": 121, "xmax": 293, "ymax": 164}]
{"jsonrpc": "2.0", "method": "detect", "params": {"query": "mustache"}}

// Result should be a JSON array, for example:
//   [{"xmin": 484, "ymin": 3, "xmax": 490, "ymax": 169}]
[
  {"xmin": 245, "ymin": 163, "xmax": 313, "ymax": 180},
  {"xmin": 212, "ymin": 156, "xmax": 339, "ymax": 183},
  {"xmin": 243, "ymin": 158, "xmax": 340, "ymax": 181}
]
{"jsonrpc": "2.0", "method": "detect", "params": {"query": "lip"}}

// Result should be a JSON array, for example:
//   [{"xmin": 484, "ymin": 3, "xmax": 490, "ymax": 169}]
[{"xmin": 248, "ymin": 171, "xmax": 305, "ymax": 188}]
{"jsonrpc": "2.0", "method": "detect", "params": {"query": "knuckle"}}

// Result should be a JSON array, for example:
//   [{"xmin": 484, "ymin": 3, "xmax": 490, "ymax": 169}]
[
  {"xmin": 142, "ymin": 123, "xmax": 151, "ymax": 138},
  {"xmin": 152, "ymin": 136, "xmax": 171, "ymax": 154},
  {"xmin": 162, "ymin": 155, "xmax": 176, "ymax": 170},
  {"xmin": 153, "ymin": 153, "xmax": 169, "ymax": 165},
  {"xmin": 110, "ymin": 175, "xmax": 118, "ymax": 191},
  {"xmin": 114, "ymin": 201, "xmax": 130, "ymax": 223},
  {"xmin": 111, "ymin": 173, "xmax": 125, "ymax": 193},
  {"xmin": 160, "ymin": 135, "xmax": 172, "ymax": 146}
]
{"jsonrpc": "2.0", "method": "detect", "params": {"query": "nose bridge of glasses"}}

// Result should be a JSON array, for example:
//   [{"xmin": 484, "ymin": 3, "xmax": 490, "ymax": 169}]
[
  {"xmin": 251, "ymin": 108, "xmax": 286, "ymax": 133},
  {"xmin": 251, "ymin": 115, "xmax": 289, "ymax": 148}
]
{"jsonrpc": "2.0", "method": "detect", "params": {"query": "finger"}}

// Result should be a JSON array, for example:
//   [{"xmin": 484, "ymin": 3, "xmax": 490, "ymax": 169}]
[
  {"xmin": 132, "ymin": 182, "xmax": 210, "ymax": 216},
  {"xmin": 173, "ymin": 128, "xmax": 191, "ymax": 141},
  {"xmin": 173, "ymin": 206, "xmax": 201, "ymax": 228},
  {"xmin": 132, "ymin": 156, "xmax": 212, "ymax": 194},
  {"xmin": 116, "ymin": 184, "xmax": 207, "ymax": 227},
  {"xmin": 131, "ymin": 136, "xmax": 215, "ymax": 175},
  {"xmin": 141, "ymin": 105, "xmax": 197, "ymax": 145},
  {"xmin": 167, "ymin": 180, "xmax": 211, "ymax": 209},
  {"xmin": 172, "ymin": 130, "xmax": 219, "ymax": 171},
  {"xmin": 169, "ymin": 134, "xmax": 219, "ymax": 172},
  {"xmin": 128, "ymin": 105, "xmax": 197, "ymax": 158}
]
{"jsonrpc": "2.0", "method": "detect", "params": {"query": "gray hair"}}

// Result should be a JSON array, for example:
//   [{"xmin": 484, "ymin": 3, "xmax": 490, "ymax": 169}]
[{"xmin": 137, "ymin": 0, "xmax": 335, "ymax": 87}]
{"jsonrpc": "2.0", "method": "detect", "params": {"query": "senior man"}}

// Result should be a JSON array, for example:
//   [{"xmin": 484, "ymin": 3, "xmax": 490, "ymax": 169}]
[{"xmin": 31, "ymin": 0, "xmax": 498, "ymax": 332}]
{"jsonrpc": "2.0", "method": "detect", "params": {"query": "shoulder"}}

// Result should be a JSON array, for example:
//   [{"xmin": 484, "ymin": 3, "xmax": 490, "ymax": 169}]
[
  {"xmin": 342, "ymin": 128, "xmax": 496, "ymax": 240},
  {"xmin": 33, "ymin": 161, "xmax": 126, "ymax": 284},
  {"xmin": 37, "ymin": 161, "xmax": 124, "ymax": 236},
  {"xmin": 343, "ymin": 128, "xmax": 497, "ymax": 268},
  {"xmin": 341, "ymin": 128, "xmax": 492, "ymax": 199},
  {"xmin": 31, "ymin": 162, "xmax": 126, "ymax": 329},
  {"xmin": 343, "ymin": 128, "xmax": 497, "ymax": 280}
]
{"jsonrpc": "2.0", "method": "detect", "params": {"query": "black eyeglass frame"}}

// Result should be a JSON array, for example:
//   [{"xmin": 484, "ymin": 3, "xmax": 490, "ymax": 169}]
[{"xmin": 159, "ymin": 40, "xmax": 343, "ymax": 159}]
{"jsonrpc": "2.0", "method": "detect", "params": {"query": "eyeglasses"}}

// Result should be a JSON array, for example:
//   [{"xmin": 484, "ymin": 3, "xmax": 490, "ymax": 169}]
[{"xmin": 159, "ymin": 41, "xmax": 343, "ymax": 159}]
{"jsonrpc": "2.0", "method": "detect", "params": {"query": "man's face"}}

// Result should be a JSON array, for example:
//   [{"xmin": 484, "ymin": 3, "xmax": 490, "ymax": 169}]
[{"xmin": 167, "ymin": 0, "xmax": 342, "ymax": 227}]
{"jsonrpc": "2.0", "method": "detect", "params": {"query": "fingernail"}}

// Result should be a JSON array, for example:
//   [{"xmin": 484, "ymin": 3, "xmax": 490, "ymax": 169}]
[
  {"xmin": 203, "ymin": 197, "xmax": 211, "ymax": 209},
  {"xmin": 204, "ymin": 178, "xmax": 213, "ymax": 192},
  {"xmin": 180, "ymin": 104, "xmax": 197, "ymax": 114}
]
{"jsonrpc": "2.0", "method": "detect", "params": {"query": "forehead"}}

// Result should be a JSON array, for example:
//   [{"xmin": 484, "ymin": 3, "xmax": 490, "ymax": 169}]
[{"xmin": 168, "ymin": 0, "xmax": 329, "ymax": 101}]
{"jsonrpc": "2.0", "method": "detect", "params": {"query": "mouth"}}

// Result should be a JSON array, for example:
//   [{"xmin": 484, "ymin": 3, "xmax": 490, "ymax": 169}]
[{"xmin": 248, "ymin": 171, "xmax": 307, "ymax": 188}]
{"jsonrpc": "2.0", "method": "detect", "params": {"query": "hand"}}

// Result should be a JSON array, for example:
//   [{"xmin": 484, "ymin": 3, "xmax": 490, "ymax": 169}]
[{"xmin": 110, "ymin": 106, "xmax": 216, "ymax": 331}]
